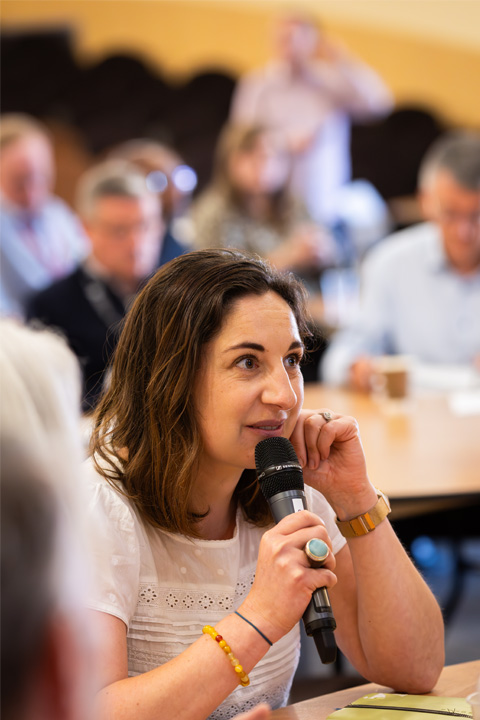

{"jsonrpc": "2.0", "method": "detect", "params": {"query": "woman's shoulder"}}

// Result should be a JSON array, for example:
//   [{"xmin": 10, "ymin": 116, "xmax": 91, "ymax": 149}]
[{"xmin": 82, "ymin": 455, "xmax": 139, "ymax": 528}]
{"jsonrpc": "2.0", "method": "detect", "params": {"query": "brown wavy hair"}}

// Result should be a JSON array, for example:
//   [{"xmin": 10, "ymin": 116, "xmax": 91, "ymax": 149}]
[{"xmin": 91, "ymin": 249, "xmax": 312, "ymax": 537}]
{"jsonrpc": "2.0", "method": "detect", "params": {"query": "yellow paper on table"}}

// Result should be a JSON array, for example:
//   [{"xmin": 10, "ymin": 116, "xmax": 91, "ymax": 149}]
[{"xmin": 327, "ymin": 693, "xmax": 473, "ymax": 719}]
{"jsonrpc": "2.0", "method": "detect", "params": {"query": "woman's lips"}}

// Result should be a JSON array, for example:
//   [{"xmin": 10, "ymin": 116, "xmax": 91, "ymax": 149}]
[{"xmin": 246, "ymin": 420, "xmax": 285, "ymax": 434}]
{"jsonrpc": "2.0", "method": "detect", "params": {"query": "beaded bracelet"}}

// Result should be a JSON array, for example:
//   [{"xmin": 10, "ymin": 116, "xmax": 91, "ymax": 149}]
[{"xmin": 202, "ymin": 625, "xmax": 250, "ymax": 687}]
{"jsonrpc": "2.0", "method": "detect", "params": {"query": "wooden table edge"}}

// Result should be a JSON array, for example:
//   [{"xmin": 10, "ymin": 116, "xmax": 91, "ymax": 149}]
[{"xmin": 270, "ymin": 660, "xmax": 480, "ymax": 719}]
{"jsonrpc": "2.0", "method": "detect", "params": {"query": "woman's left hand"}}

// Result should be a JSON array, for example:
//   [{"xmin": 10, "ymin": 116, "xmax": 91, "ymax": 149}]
[{"xmin": 289, "ymin": 409, "xmax": 377, "ymax": 519}]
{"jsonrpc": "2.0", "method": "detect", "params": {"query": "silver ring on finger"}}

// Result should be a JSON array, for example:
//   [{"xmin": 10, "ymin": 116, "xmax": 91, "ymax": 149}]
[{"xmin": 319, "ymin": 410, "xmax": 333, "ymax": 423}]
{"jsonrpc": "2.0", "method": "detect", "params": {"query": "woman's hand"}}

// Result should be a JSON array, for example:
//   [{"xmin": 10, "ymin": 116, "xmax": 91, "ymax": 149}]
[
  {"xmin": 289, "ymin": 409, "xmax": 377, "ymax": 519},
  {"xmin": 239, "ymin": 510, "xmax": 337, "ymax": 643}
]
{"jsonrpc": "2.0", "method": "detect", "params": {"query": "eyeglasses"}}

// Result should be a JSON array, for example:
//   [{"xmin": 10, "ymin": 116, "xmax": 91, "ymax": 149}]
[{"xmin": 146, "ymin": 165, "xmax": 198, "ymax": 194}]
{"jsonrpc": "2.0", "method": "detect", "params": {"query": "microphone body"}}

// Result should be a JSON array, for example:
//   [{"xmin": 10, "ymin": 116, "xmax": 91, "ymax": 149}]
[{"xmin": 255, "ymin": 438, "xmax": 337, "ymax": 664}]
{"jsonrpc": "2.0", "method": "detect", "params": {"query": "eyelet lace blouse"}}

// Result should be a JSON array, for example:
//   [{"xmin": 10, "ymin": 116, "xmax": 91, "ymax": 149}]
[{"xmin": 84, "ymin": 460, "xmax": 346, "ymax": 719}]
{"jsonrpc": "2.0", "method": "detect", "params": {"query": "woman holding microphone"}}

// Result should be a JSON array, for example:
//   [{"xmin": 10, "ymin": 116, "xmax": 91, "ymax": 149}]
[{"xmin": 86, "ymin": 249, "xmax": 444, "ymax": 720}]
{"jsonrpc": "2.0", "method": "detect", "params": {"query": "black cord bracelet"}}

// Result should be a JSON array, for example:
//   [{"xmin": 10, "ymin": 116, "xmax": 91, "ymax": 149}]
[{"xmin": 234, "ymin": 610, "xmax": 273, "ymax": 646}]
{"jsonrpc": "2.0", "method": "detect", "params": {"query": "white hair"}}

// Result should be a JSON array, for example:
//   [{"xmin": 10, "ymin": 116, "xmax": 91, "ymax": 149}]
[
  {"xmin": 75, "ymin": 158, "xmax": 153, "ymax": 221},
  {"xmin": 0, "ymin": 319, "xmax": 82, "ymax": 461}
]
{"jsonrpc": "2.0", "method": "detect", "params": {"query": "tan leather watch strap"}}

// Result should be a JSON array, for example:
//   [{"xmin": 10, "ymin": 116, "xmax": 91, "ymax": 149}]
[{"xmin": 335, "ymin": 490, "xmax": 391, "ymax": 538}]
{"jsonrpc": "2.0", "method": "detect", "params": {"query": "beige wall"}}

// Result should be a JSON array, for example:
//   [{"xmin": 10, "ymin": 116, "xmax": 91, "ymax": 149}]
[{"xmin": 2, "ymin": 0, "xmax": 480, "ymax": 129}]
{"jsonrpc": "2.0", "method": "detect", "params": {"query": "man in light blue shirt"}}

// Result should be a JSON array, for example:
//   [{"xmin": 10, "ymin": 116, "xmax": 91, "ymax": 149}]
[
  {"xmin": 0, "ymin": 114, "xmax": 89, "ymax": 318},
  {"xmin": 321, "ymin": 132, "xmax": 480, "ymax": 390}
]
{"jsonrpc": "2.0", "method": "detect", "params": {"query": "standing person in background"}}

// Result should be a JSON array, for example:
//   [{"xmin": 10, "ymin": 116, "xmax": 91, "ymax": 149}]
[
  {"xmin": 191, "ymin": 123, "xmax": 338, "ymax": 282},
  {"xmin": 27, "ymin": 160, "xmax": 163, "ymax": 411},
  {"xmin": 108, "ymin": 138, "xmax": 195, "ymax": 261},
  {"xmin": 230, "ymin": 13, "xmax": 393, "ymax": 226},
  {"xmin": 321, "ymin": 132, "xmax": 480, "ymax": 390},
  {"xmin": 0, "ymin": 114, "xmax": 89, "ymax": 318}
]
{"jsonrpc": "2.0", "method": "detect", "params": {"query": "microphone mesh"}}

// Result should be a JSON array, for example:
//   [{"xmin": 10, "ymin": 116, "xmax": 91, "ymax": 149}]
[{"xmin": 255, "ymin": 437, "xmax": 304, "ymax": 499}]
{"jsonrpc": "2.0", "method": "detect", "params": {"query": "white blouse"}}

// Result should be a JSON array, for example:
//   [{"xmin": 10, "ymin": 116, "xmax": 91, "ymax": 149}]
[{"xmin": 84, "ymin": 460, "xmax": 346, "ymax": 719}]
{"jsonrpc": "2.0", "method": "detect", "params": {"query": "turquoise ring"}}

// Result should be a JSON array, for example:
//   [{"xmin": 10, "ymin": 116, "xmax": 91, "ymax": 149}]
[{"xmin": 305, "ymin": 538, "xmax": 329, "ymax": 568}]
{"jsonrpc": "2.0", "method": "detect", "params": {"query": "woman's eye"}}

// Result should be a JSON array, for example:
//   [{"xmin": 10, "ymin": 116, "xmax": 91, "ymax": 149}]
[
  {"xmin": 285, "ymin": 353, "xmax": 302, "ymax": 368},
  {"xmin": 237, "ymin": 356, "xmax": 257, "ymax": 370}
]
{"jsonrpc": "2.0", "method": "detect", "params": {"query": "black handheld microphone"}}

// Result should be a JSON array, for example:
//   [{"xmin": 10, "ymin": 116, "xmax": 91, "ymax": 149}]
[{"xmin": 255, "ymin": 436, "xmax": 337, "ymax": 664}]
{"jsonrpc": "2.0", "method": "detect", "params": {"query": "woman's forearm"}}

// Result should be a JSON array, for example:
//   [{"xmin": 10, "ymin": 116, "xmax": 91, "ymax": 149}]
[
  {"xmin": 332, "ymin": 522, "xmax": 444, "ymax": 693},
  {"xmin": 95, "ymin": 613, "xmax": 270, "ymax": 720}
]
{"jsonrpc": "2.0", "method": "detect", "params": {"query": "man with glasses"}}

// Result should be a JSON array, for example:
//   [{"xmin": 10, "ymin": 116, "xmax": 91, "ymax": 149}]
[
  {"xmin": 321, "ymin": 132, "xmax": 480, "ymax": 391},
  {"xmin": 27, "ymin": 160, "xmax": 163, "ymax": 410}
]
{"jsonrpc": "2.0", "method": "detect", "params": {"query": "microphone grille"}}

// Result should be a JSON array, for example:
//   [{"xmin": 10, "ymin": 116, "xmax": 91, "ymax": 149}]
[{"xmin": 255, "ymin": 437, "xmax": 304, "ymax": 500}]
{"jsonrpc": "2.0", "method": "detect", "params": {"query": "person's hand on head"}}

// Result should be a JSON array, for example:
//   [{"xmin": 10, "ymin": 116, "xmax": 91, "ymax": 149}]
[{"xmin": 319, "ymin": 36, "xmax": 351, "ymax": 63}]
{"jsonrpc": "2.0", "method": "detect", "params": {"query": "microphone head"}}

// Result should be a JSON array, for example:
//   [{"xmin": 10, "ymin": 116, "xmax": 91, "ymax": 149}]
[{"xmin": 255, "ymin": 437, "xmax": 304, "ymax": 500}]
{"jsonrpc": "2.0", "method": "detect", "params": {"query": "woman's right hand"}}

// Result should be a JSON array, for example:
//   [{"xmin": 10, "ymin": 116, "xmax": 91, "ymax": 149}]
[{"xmin": 238, "ymin": 510, "xmax": 337, "ymax": 644}]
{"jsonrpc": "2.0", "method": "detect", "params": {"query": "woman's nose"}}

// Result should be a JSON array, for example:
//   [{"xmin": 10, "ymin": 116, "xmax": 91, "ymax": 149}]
[{"xmin": 262, "ymin": 365, "xmax": 298, "ymax": 411}]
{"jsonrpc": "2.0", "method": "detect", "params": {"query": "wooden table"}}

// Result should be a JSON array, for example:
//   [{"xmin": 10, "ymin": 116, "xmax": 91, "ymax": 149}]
[
  {"xmin": 271, "ymin": 660, "xmax": 479, "ymax": 719},
  {"xmin": 302, "ymin": 385, "xmax": 480, "ymax": 506}
]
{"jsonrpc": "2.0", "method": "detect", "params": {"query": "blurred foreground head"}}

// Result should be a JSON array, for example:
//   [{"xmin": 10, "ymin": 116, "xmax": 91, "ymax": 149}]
[
  {"xmin": 0, "ymin": 114, "xmax": 55, "ymax": 212},
  {"xmin": 419, "ymin": 131, "xmax": 480, "ymax": 273},
  {"xmin": 0, "ymin": 320, "xmax": 95, "ymax": 720}
]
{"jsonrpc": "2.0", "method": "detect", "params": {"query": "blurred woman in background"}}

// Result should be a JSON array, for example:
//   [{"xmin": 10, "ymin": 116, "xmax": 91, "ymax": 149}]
[{"xmin": 191, "ymin": 124, "xmax": 338, "ymax": 280}]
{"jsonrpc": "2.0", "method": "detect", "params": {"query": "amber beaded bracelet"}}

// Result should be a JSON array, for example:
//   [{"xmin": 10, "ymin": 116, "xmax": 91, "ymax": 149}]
[{"xmin": 202, "ymin": 625, "xmax": 250, "ymax": 687}]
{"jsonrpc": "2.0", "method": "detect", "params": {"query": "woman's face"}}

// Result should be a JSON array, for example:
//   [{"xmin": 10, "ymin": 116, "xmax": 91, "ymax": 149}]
[
  {"xmin": 228, "ymin": 135, "xmax": 290, "ymax": 196},
  {"xmin": 194, "ymin": 291, "xmax": 304, "ymax": 479}
]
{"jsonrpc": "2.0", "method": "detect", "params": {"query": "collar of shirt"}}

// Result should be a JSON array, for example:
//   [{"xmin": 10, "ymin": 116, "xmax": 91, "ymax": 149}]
[{"xmin": 423, "ymin": 222, "xmax": 480, "ymax": 279}]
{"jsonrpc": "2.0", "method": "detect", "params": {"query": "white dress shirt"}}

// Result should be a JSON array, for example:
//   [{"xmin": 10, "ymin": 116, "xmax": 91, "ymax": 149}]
[{"xmin": 0, "ymin": 194, "xmax": 89, "ymax": 318}]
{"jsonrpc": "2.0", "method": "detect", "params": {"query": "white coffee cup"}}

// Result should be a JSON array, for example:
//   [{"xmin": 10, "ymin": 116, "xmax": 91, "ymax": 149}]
[
  {"xmin": 467, "ymin": 691, "xmax": 480, "ymax": 720},
  {"xmin": 372, "ymin": 355, "xmax": 413, "ymax": 399}
]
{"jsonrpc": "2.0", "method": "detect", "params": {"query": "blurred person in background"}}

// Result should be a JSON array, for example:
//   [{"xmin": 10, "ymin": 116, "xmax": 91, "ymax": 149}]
[
  {"xmin": 27, "ymin": 160, "xmax": 162, "ymax": 411},
  {"xmin": 0, "ymin": 320, "xmax": 95, "ymax": 720},
  {"xmin": 0, "ymin": 114, "xmax": 89, "ymax": 318},
  {"xmin": 230, "ymin": 12, "xmax": 393, "ymax": 227},
  {"xmin": 191, "ymin": 123, "xmax": 338, "ymax": 284},
  {"xmin": 108, "ymin": 138, "xmax": 195, "ymax": 259},
  {"xmin": 321, "ymin": 132, "xmax": 480, "ymax": 391}
]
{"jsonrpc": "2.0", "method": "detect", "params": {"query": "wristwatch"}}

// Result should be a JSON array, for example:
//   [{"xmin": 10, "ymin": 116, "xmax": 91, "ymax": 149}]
[{"xmin": 335, "ymin": 489, "xmax": 391, "ymax": 538}]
